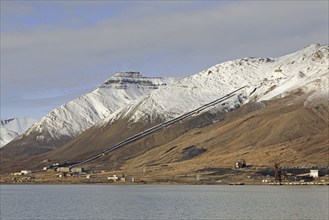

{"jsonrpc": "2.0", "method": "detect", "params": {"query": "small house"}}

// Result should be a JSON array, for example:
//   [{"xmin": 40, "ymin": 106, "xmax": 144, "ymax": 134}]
[
  {"xmin": 108, "ymin": 175, "xmax": 119, "ymax": 182},
  {"xmin": 310, "ymin": 170, "xmax": 319, "ymax": 178}
]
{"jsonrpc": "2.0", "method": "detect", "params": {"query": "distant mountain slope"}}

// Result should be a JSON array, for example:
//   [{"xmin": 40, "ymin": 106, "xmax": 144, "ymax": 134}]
[
  {"xmin": 0, "ymin": 117, "xmax": 37, "ymax": 147},
  {"xmin": 23, "ymin": 44, "xmax": 328, "ymax": 165},
  {"xmin": 2, "ymin": 72, "xmax": 175, "ymax": 155}
]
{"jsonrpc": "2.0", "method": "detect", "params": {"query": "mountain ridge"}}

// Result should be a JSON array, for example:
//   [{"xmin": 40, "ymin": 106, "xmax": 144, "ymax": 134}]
[
  {"xmin": 99, "ymin": 44, "xmax": 328, "ymax": 127},
  {"xmin": 2, "ymin": 72, "xmax": 175, "ymax": 154}
]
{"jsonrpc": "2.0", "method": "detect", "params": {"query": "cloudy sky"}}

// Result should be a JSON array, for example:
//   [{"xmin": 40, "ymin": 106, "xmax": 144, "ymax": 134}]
[{"xmin": 1, "ymin": 1, "xmax": 328, "ymax": 120}]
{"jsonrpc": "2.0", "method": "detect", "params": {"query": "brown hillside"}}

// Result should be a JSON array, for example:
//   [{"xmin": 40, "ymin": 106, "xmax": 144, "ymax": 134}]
[
  {"xmin": 1, "ymin": 93, "xmax": 328, "ymax": 177},
  {"xmin": 92, "ymin": 93, "xmax": 329, "ymax": 178}
]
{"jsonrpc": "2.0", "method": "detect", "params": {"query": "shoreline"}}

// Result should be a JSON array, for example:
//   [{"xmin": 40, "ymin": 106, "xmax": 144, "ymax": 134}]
[
  {"xmin": 2, "ymin": 166, "xmax": 328, "ymax": 186},
  {"xmin": 1, "ymin": 181, "xmax": 328, "ymax": 186}
]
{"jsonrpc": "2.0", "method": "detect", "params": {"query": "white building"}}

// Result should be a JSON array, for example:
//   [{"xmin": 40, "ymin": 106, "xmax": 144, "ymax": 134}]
[
  {"xmin": 310, "ymin": 170, "xmax": 319, "ymax": 178},
  {"xmin": 108, "ymin": 175, "xmax": 119, "ymax": 182},
  {"xmin": 21, "ymin": 170, "xmax": 32, "ymax": 175}
]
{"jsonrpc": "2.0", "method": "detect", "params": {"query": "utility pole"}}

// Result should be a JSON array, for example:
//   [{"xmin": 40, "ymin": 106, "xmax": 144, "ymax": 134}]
[{"xmin": 274, "ymin": 163, "xmax": 282, "ymax": 183}]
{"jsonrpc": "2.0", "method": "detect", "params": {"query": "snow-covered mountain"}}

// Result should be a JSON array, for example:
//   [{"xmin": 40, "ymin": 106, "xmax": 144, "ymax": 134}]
[
  {"xmin": 1, "ymin": 44, "xmax": 328, "ymax": 173},
  {"xmin": 36, "ymin": 44, "xmax": 328, "ymax": 167},
  {"xmin": 101, "ymin": 44, "xmax": 328, "ymax": 126},
  {"xmin": 7, "ymin": 72, "xmax": 175, "ymax": 152},
  {"xmin": 0, "ymin": 117, "xmax": 37, "ymax": 147},
  {"xmin": 2, "ymin": 44, "xmax": 328, "ymax": 159}
]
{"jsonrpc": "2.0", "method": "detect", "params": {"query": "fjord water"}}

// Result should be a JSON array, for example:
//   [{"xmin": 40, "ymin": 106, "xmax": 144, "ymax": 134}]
[{"xmin": 1, "ymin": 185, "xmax": 328, "ymax": 220}]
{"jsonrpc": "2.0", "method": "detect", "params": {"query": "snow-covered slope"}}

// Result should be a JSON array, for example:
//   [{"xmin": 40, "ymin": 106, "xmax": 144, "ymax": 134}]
[
  {"xmin": 16, "ymin": 72, "xmax": 175, "ymax": 148},
  {"xmin": 102, "ymin": 44, "xmax": 328, "ymax": 126},
  {"xmin": 0, "ymin": 117, "xmax": 37, "ymax": 147}
]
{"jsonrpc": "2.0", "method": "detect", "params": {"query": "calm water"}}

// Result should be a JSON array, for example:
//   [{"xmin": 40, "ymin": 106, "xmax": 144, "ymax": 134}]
[{"xmin": 0, "ymin": 185, "xmax": 328, "ymax": 220}]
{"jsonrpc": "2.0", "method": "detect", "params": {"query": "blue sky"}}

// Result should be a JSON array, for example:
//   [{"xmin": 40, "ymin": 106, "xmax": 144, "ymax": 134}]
[{"xmin": 1, "ymin": 1, "xmax": 328, "ymax": 120}]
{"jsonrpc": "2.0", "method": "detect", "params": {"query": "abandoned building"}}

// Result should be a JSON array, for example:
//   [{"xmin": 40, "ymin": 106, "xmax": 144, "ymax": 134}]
[{"xmin": 55, "ymin": 167, "xmax": 85, "ymax": 173}]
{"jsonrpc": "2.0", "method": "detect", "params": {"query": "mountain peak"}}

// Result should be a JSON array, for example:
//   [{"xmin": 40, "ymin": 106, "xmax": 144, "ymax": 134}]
[
  {"xmin": 113, "ymin": 71, "xmax": 143, "ymax": 78},
  {"xmin": 101, "ymin": 71, "xmax": 174, "ymax": 89},
  {"xmin": 102, "ymin": 71, "xmax": 145, "ymax": 86}
]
